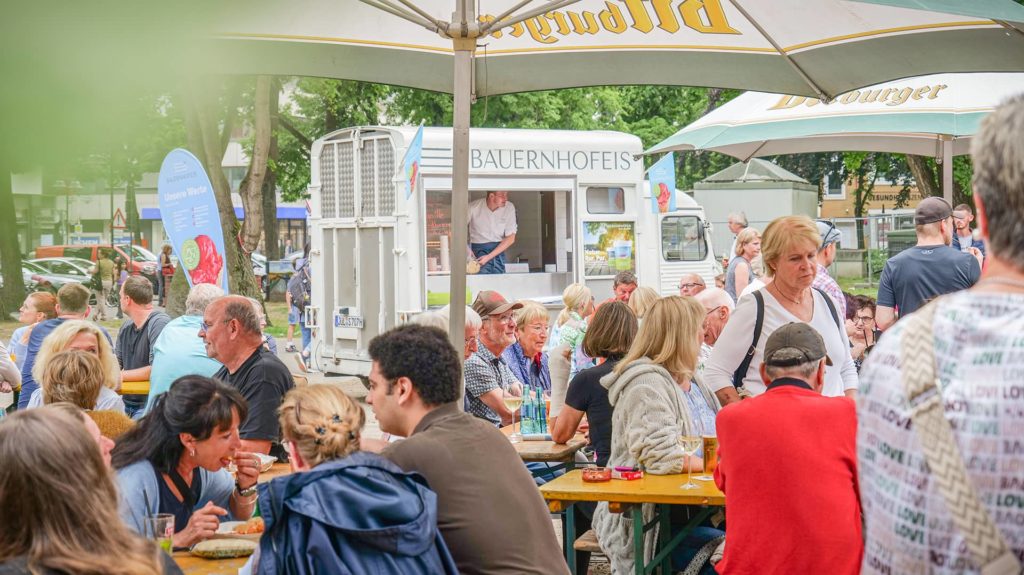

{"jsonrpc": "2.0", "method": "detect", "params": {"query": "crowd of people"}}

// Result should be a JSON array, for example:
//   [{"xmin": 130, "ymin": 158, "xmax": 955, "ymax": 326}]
[{"xmin": 0, "ymin": 96, "xmax": 1022, "ymax": 575}]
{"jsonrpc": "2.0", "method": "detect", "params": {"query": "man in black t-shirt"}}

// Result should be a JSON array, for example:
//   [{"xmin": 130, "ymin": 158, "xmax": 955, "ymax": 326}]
[
  {"xmin": 877, "ymin": 197, "xmax": 982, "ymax": 329},
  {"xmin": 116, "ymin": 276, "xmax": 171, "ymax": 417},
  {"xmin": 200, "ymin": 295, "xmax": 294, "ymax": 458}
]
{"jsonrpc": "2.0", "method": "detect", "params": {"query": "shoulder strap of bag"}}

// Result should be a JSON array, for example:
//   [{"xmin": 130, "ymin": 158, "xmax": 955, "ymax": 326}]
[
  {"xmin": 812, "ymin": 287, "xmax": 843, "ymax": 333},
  {"xmin": 899, "ymin": 301, "xmax": 1022, "ymax": 575},
  {"xmin": 732, "ymin": 290, "xmax": 764, "ymax": 388}
]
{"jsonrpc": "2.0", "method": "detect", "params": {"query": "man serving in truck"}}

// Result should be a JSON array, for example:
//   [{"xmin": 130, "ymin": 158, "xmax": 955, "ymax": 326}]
[{"xmin": 468, "ymin": 191, "xmax": 517, "ymax": 275}]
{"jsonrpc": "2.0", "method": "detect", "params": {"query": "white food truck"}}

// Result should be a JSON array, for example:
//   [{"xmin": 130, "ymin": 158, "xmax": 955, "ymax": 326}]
[{"xmin": 306, "ymin": 126, "xmax": 716, "ymax": 376}]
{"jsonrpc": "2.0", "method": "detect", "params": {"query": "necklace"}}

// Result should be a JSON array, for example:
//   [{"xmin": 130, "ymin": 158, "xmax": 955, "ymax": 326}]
[
  {"xmin": 976, "ymin": 277, "xmax": 1024, "ymax": 290},
  {"xmin": 770, "ymin": 283, "xmax": 806, "ymax": 306}
]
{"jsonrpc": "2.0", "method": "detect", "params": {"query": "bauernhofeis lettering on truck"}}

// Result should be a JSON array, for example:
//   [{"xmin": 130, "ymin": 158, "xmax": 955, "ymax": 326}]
[{"xmin": 471, "ymin": 148, "xmax": 634, "ymax": 173}]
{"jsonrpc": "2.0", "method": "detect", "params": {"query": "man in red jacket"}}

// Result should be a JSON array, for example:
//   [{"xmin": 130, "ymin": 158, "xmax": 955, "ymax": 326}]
[{"xmin": 714, "ymin": 322, "xmax": 862, "ymax": 575}]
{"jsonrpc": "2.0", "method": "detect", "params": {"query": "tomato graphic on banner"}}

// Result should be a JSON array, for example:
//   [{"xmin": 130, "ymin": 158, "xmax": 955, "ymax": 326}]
[
  {"xmin": 648, "ymin": 152, "xmax": 676, "ymax": 214},
  {"xmin": 157, "ymin": 149, "xmax": 230, "ymax": 293}
]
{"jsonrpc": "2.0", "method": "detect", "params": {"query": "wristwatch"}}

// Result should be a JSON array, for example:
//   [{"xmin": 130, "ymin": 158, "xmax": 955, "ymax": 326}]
[{"xmin": 235, "ymin": 482, "xmax": 258, "ymax": 498}]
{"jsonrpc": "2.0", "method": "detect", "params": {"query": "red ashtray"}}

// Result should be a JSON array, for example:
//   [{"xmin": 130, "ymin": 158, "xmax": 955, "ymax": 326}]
[{"xmin": 581, "ymin": 467, "xmax": 612, "ymax": 482}]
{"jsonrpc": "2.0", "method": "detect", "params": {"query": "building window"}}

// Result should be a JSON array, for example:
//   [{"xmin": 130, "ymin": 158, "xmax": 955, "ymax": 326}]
[{"xmin": 822, "ymin": 173, "xmax": 845, "ymax": 200}]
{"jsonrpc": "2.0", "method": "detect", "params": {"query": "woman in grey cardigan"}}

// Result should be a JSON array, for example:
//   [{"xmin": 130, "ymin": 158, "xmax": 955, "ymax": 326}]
[{"xmin": 595, "ymin": 296, "xmax": 723, "ymax": 574}]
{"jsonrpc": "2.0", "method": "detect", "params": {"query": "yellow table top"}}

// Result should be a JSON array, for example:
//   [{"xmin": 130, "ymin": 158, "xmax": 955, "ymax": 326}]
[
  {"xmin": 499, "ymin": 424, "xmax": 587, "ymax": 462},
  {"xmin": 118, "ymin": 380, "xmax": 150, "ymax": 396},
  {"xmin": 173, "ymin": 551, "xmax": 249, "ymax": 574},
  {"xmin": 540, "ymin": 469, "xmax": 725, "ymax": 507}
]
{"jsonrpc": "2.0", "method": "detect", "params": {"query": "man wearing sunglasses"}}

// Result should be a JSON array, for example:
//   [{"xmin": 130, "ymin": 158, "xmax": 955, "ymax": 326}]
[
  {"xmin": 951, "ymin": 203, "xmax": 986, "ymax": 258},
  {"xmin": 813, "ymin": 220, "xmax": 846, "ymax": 318}
]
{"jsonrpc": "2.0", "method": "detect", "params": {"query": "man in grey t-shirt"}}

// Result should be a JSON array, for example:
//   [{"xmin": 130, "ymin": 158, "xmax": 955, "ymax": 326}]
[{"xmin": 876, "ymin": 197, "xmax": 982, "ymax": 329}]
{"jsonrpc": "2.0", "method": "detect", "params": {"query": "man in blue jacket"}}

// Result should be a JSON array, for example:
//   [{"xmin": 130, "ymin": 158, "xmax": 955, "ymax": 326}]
[{"xmin": 367, "ymin": 324, "xmax": 570, "ymax": 575}]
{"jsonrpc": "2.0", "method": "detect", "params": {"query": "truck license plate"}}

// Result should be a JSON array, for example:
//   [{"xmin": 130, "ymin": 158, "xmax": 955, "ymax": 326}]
[{"xmin": 335, "ymin": 315, "xmax": 364, "ymax": 329}]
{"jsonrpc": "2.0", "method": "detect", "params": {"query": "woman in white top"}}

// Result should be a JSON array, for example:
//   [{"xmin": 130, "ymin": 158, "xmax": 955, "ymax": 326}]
[{"xmin": 704, "ymin": 215, "xmax": 857, "ymax": 407}]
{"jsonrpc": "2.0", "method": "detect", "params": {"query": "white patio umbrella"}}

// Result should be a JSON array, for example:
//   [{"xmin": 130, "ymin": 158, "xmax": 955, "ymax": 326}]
[
  {"xmin": 645, "ymin": 72, "xmax": 1024, "ymax": 201},
  {"xmin": 204, "ymin": 0, "xmax": 1024, "ymax": 353}
]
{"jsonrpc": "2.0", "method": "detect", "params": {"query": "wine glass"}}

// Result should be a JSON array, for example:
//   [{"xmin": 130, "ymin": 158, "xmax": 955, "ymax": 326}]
[
  {"xmin": 678, "ymin": 435, "xmax": 702, "ymax": 490},
  {"xmin": 503, "ymin": 389, "xmax": 524, "ymax": 443}
]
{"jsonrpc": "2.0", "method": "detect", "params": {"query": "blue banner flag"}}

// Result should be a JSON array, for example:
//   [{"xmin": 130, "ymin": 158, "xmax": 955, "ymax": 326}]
[
  {"xmin": 402, "ymin": 126, "xmax": 424, "ymax": 200},
  {"xmin": 648, "ymin": 152, "xmax": 676, "ymax": 214},
  {"xmin": 158, "ymin": 149, "xmax": 230, "ymax": 293}
]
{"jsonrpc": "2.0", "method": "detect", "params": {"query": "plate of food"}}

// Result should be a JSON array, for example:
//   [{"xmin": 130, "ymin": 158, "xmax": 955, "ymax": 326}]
[
  {"xmin": 213, "ymin": 517, "xmax": 265, "ymax": 541},
  {"xmin": 190, "ymin": 538, "xmax": 258, "ymax": 559},
  {"xmin": 255, "ymin": 453, "xmax": 277, "ymax": 473}
]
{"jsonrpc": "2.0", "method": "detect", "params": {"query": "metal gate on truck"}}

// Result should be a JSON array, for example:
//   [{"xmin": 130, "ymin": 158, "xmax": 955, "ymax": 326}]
[{"xmin": 310, "ymin": 131, "xmax": 396, "ymax": 376}]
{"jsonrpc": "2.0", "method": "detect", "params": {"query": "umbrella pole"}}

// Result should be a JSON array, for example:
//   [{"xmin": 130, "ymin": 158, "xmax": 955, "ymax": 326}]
[
  {"xmin": 450, "ymin": 23, "xmax": 476, "ymax": 408},
  {"xmin": 942, "ymin": 138, "xmax": 953, "ymax": 204}
]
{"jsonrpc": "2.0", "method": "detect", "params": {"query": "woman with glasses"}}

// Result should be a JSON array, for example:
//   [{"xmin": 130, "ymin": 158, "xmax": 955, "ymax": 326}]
[
  {"xmin": 849, "ymin": 296, "xmax": 881, "ymax": 372},
  {"xmin": 503, "ymin": 301, "xmax": 552, "ymax": 392}
]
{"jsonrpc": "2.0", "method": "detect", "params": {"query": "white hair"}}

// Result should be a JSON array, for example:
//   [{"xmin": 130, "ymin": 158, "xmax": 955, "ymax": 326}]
[
  {"xmin": 184, "ymin": 283, "xmax": 225, "ymax": 316},
  {"xmin": 416, "ymin": 305, "xmax": 482, "ymax": 331},
  {"xmin": 694, "ymin": 287, "xmax": 734, "ymax": 312}
]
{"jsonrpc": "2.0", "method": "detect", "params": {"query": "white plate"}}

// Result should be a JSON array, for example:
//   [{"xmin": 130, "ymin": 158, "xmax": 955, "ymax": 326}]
[
  {"xmin": 255, "ymin": 453, "xmax": 277, "ymax": 473},
  {"xmin": 212, "ymin": 521, "xmax": 261, "ymax": 541}
]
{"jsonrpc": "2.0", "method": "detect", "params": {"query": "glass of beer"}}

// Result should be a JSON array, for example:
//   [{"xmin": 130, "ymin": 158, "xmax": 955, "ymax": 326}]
[
  {"xmin": 146, "ymin": 513, "xmax": 174, "ymax": 553},
  {"xmin": 695, "ymin": 435, "xmax": 718, "ymax": 481},
  {"xmin": 503, "ymin": 389, "xmax": 524, "ymax": 443}
]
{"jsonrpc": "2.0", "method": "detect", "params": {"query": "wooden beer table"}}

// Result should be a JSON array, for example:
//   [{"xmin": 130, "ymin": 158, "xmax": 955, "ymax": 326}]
[
  {"xmin": 540, "ymin": 469, "xmax": 725, "ymax": 575},
  {"xmin": 118, "ymin": 380, "xmax": 150, "ymax": 395},
  {"xmin": 499, "ymin": 424, "xmax": 586, "ymax": 478}
]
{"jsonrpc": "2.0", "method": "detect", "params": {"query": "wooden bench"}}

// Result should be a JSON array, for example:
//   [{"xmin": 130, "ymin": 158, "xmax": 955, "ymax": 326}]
[{"xmin": 573, "ymin": 529, "xmax": 602, "ymax": 554}]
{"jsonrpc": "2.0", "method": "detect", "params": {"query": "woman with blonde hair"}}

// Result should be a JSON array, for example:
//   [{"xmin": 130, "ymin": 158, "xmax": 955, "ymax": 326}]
[
  {"xmin": 0, "ymin": 407, "xmax": 181, "ymax": 574},
  {"xmin": 725, "ymin": 227, "xmax": 761, "ymax": 302},
  {"xmin": 503, "ymin": 301, "xmax": 552, "ymax": 391},
  {"xmin": 705, "ymin": 215, "xmax": 856, "ymax": 407},
  {"xmin": 550, "ymin": 283, "xmax": 593, "ymax": 350},
  {"xmin": 24, "ymin": 320, "xmax": 123, "ymax": 411},
  {"xmin": 594, "ymin": 296, "xmax": 722, "ymax": 575},
  {"xmin": 253, "ymin": 384, "xmax": 457, "ymax": 574},
  {"xmin": 627, "ymin": 286, "xmax": 660, "ymax": 321}
]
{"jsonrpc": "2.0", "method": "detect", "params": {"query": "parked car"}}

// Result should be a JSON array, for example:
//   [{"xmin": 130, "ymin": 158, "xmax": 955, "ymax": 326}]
[
  {"xmin": 29, "ymin": 257, "xmax": 96, "ymax": 283},
  {"xmin": 21, "ymin": 261, "xmax": 88, "ymax": 293},
  {"xmin": 34, "ymin": 244, "xmax": 158, "ymax": 287}
]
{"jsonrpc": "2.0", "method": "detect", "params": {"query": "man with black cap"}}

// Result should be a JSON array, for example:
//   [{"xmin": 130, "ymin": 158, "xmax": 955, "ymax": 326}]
[
  {"xmin": 463, "ymin": 290, "xmax": 524, "ymax": 426},
  {"xmin": 875, "ymin": 196, "xmax": 981, "ymax": 329},
  {"xmin": 714, "ymin": 322, "xmax": 861, "ymax": 575},
  {"xmin": 813, "ymin": 220, "xmax": 846, "ymax": 317}
]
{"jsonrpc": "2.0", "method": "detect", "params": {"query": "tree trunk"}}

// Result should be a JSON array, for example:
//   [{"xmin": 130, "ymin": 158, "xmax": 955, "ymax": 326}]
[
  {"xmin": 183, "ymin": 76, "xmax": 261, "ymax": 300},
  {"xmin": 0, "ymin": 159, "xmax": 25, "ymax": 317},
  {"xmin": 238, "ymin": 75, "xmax": 273, "ymax": 255},
  {"xmin": 906, "ymin": 154, "xmax": 940, "ymax": 198}
]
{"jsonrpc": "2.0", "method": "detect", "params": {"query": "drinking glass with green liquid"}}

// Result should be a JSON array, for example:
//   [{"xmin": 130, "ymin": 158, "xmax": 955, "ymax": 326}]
[{"xmin": 146, "ymin": 513, "xmax": 174, "ymax": 553}]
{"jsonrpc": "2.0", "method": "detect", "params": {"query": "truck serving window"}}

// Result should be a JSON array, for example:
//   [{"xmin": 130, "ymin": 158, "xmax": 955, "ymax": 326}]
[
  {"xmin": 661, "ymin": 216, "xmax": 707, "ymax": 262},
  {"xmin": 586, "ymin": 187, "xmax": 625, "ymax": 214}
]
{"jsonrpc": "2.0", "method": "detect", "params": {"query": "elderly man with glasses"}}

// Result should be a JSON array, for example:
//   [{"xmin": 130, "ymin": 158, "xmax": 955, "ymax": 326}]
[
  {"xmin": 694, "ymin": 287, "xmax": 735, "ymax": 373},
  {"xmin": 678, "ymin": 273, "xmax": 707, "ymax": 297},
  {"xmin": 463, "ymin": 290, "xmax": 524, "ymax": 427},
  {"xmin": 200, "ymin": 295, "xmax": 294, "ymax": 458},
  {"xmin": 813, "ymin": 220, "xmax": 846, "ymax": 318}
]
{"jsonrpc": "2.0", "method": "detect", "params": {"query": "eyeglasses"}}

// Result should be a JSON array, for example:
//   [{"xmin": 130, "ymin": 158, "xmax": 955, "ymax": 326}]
[
  {"xmin": 200, "ymin": 319, "xmax": 231, "ymax": 333},
  {"xmin": 817, "ymin": 220, "xmax": 839, "ymax": 247},
  {"xmin": 853, "ymin": 315, "xmax": 874, "ymax": 324},
  {"xmin": 524, "ymin": 323, "xmax": 548, "ymax": 333},
  {"xmin": 679, "ymin": 282, "xmax": 704, "ymax": 290},
  {"xmin": 704, "ymin": 306, "xmax": 723, "ymax": 317}
]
